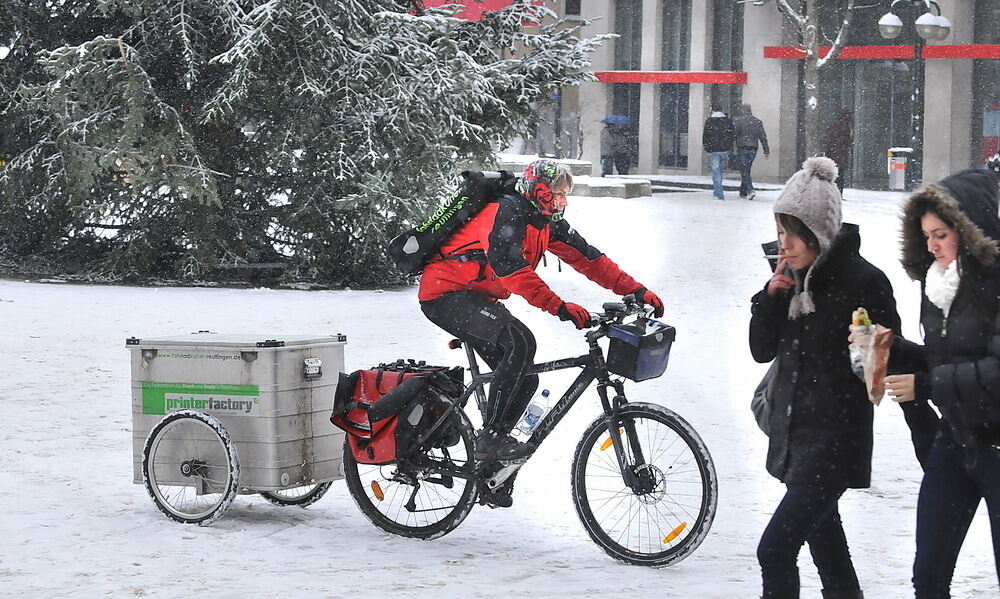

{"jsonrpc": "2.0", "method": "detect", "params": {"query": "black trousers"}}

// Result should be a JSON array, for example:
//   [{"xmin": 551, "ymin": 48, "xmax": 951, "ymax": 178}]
[
  {"xmin": 421, "ymin": 291, "xmax": 538, "ymax": 434},
  {"xmin": 913, "ymin": 433, "xmax": 1000, "ymax": 598},
  {"xmin": 758, "ymin": 483, "xmax": 861, "ymax": 598}
]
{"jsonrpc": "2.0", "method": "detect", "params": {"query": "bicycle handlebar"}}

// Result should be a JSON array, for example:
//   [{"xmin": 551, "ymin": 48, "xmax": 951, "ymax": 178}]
[{"xmin": 584, "ymin": 292, "xmax": 654, "ymax": 330}]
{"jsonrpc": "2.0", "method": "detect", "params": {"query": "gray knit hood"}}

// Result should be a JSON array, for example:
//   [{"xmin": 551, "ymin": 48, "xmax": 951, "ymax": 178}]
[{"xmin": 773, "ymin": 156, "xmax": 843, "ymax": 318}]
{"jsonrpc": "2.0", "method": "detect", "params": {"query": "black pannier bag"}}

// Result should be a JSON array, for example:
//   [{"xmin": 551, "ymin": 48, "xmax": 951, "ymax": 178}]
[
  {"xmin": 330, "ymin": 361, "xmax": 463, "ymax": 464},
  {"xmin": 606, "ymin": 319, "xmax": 676, "ymax": 382},
  {"xmin": 387, "ymin": 170, "xmax": 517, "ymax": 275}
]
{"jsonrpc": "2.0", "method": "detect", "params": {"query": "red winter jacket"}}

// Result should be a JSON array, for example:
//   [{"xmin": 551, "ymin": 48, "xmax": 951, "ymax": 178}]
[{"xmin": 418, "ymin": 193, "xmax": 644, "ymax": 316}]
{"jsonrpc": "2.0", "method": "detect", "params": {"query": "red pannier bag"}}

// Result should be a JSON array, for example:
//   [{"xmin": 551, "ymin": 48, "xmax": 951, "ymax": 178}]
[{"xmin": 330, "ymin": 362, "xmax": 462, "ymax": 465}]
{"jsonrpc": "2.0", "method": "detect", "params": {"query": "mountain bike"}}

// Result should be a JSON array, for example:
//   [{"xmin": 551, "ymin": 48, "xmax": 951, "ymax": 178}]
[{"xmin": 342, "ymin": 295, "xmax": 718, "ymax": 567}]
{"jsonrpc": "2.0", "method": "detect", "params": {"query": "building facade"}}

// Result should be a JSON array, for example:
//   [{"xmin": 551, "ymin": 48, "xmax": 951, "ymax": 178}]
[{"xmin": 558, "ymin": 0, "xmax": 999, "ymax": 188}]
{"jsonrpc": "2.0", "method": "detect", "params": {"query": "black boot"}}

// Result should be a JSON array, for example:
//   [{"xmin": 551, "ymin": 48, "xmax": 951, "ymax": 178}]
[
  {"xmin": 477, "ymin": 463, "xmax": 518, "ymax": 508},
  {"xmin": 474, "ymin": 428, "xmax": 531, "ymax": 461}
]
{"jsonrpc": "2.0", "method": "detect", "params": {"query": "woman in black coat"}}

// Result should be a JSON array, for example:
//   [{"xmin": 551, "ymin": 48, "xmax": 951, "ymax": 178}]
[
  {"xmin": 882, "ymin": 168, "xmax": 1000, "ymax": 597},
  {"xmin": 749, "ymin": 157, "xmax": 900, "ymax": 599}
]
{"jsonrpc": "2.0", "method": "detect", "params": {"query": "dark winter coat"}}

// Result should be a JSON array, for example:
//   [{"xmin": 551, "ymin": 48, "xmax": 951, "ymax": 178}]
[
  {"xmin": 750, "ymin": 224, "xmax": 900, "ymax": 488},
  {"xmin": 823, "ymin": 112, "xmax": 853, "ymax": 173},
  {"xmin": 734, "ymin": 113, "xmax": 769, "ymax": 154},
  {"xmin": 418, "ymin": 193, "xmax": 643, "ymax": 314},
  {"xmin": 890, "ymin": 169, "xmax": 1000, "ymax": 449},
  {"xmin": 702, "ymin": 114, "xmax": 735, "ymax": 153}
]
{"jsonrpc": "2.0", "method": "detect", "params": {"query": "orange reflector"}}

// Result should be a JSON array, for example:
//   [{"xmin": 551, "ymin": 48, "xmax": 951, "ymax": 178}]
[
  {"xmin": 664, "ymin": 522, "xmax": 688, "ymax": 544},
  {"xmin": 599, "ymin": 429, "xmax": 625, "ymax": 451},
  {"xmin": 371, "ymin": 481, "xmax": 385, "ymax": 501}
]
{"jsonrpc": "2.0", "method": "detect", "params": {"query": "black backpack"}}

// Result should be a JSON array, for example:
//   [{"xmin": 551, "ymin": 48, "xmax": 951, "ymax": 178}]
[{"xmin": 387, "ymin": 170, "xmax": 518, "ymax": 275}]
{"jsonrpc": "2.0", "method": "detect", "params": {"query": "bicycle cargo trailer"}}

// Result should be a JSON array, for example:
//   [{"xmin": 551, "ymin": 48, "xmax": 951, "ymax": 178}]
[{"xmin": 127, "ymin": 333, "xmax": 348, "ymax": 522}]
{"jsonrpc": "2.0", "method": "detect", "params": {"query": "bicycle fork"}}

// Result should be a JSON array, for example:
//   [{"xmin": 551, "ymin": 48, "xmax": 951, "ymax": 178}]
[{"xmin": 598, "ymin": 381, "xmax": 650, "ymax": 494}]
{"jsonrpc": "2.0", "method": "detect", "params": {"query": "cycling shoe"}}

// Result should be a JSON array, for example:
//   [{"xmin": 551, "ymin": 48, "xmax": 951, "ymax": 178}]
[
  {"xmin": 478, "ymin": 462, "xmax": 518, "ymax": 508},
  {"xmin": 480, "ymin": 486, "xmax": 514, "ymax": 508},
  {"xmin": 474, "ymin": 430, "xmax": 532, "ymax": 461}
]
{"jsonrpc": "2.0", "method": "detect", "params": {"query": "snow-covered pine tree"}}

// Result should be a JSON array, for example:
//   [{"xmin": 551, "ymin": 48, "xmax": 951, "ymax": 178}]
[
  {"xmin": 0, "ymin": 2, "xmax": 131, "ymax": 272},
  {"xmin": 1, "ymin": 0, "xmax": 606, "ymax": 286}
]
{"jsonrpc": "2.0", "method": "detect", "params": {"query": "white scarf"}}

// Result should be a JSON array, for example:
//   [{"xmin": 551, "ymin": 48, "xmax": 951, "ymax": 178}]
[{"xmin": 925, "ymin": 260, "xmax": 960, "ymax": 318}]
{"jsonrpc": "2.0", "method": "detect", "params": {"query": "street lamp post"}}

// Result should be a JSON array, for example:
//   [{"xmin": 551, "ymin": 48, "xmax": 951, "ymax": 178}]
[{"xmin": 878, "ymin": 0, "xmax": 951, "ymax": 189}]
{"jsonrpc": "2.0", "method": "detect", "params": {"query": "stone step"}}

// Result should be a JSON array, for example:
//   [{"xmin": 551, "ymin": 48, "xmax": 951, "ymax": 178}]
[
  {"xmin": 570, "ymin": 176, "xmax": 651, "ymax": 198},
  {"xmin": 495, "ymin": 154, "xmax": 592, "ymax": 177},
  {"xmin": 466, "ymin": 154, "xmax": 652, "ymax": 198}
]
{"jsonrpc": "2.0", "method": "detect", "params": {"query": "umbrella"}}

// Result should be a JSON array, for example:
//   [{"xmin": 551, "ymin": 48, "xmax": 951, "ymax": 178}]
[{"xmin": 601, "ymin": 115, "xmax": 633, "ymax": 126}]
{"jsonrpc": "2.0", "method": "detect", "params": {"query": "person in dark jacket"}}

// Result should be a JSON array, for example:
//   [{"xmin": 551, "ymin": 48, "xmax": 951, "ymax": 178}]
[
  {"xmin": 419, "ymin": 160, "xmax": 664, "ymax": 504},
  {"xmin": 702, "ymin": 104, "xmax": 735, "ymax": 200},
  {"xmin": 824, "ymin": 108, "xmax": 853, "ymax": 193},
  {"xmin": 600, "ymin": 124, "xmax": 631, "ymax": 176},
  {"xmin": 733, "ymin": 104, "xmax": 770, "ymax": 200},
  {"xmin": 750, "ymin": 156, "xmax": 900, "ymax": 599},
  {"xmin": 879, "ymin": 168, "xmax": 1000, "ymax": 596}
]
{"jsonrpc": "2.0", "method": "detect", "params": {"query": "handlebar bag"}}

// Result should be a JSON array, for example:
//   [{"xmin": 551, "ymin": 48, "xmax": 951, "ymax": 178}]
[{"xmin": 606, "ymin": 319, "xmax": 676, "ymax": 381}]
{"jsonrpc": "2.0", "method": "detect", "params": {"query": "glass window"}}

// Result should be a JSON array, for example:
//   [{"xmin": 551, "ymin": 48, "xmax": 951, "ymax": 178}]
[
  {"xmin": 614, "ymin": 0, "xmax": 643, "ymax": 71},
  {"xmin": 612, "ymin": 83, "xmax": 641, "ymax": 170},
  {"xmin": 565, "ymin": 0, "xmax": 580, "ymax": 16},
  {"xmin": 662, "ymin": 1, "xmax": 691, "ymax": 71},
  {"xmin": 659, "ymin": 84, "xmax": 689, "ymax": 168},
  {"xmin": 711, "ymin": 0, "xmax": 744, "ymax": 115},
  {"xmin": 973, "ymin": 1, "xmax": 1000, "ymax": 165}
]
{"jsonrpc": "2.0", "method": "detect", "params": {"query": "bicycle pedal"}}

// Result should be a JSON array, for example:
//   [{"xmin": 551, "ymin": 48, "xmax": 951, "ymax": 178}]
[{"xmin": 486, "ymin": 462, "xmax": 521, "ymax": 490}]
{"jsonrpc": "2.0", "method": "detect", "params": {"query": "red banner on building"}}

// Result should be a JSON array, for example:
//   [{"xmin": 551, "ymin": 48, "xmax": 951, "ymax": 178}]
[
  {"xmin": 421, "ymin": 0, "xmax": 515, "ymax": 20},
  {"xmin": 595, "ymin": 71, "xmax": 748, "ymax": 85},
  {"xmin": 764, "ymin": 44, "xmax": 1000, "ymax": 60}
]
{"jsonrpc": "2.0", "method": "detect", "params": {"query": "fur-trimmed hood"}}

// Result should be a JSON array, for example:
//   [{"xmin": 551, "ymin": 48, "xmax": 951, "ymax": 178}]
[{"xmin": 900, "ymin": 169, "xmax": 1000, "ymax": 280}]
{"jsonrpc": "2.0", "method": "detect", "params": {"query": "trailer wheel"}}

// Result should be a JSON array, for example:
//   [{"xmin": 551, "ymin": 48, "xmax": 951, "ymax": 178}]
[
  {"xmin": 142, "ymin": 410, "xmax": 240, "ymax": 525},
  {"xmin": 260, "ymin": 482, "xmax": 332, "ymax": 507}
]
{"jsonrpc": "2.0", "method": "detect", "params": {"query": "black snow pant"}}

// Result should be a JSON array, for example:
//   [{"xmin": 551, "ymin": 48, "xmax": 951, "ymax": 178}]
[
  {"xmin": 421, "ymin": 290, "xmax": 539, "ymax": 435},
  {"xmin": 757, "ymin": 483, "xmax": 862, "ymax": 599}
]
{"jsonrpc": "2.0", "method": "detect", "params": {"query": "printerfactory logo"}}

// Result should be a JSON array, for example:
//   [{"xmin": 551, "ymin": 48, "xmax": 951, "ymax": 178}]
[
  {"xmin": 142, "ymin": 382, "xmax": 261, "ymax": 416},
  {"xmin": 164, "ymin": 394, "xmax": 258, "ymax": 414}
]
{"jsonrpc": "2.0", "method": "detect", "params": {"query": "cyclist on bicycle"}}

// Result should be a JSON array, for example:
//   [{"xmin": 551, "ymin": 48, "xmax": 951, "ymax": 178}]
[{"xmin": 419, "ymin": 159, "xmax": 664, "ymax": 466}]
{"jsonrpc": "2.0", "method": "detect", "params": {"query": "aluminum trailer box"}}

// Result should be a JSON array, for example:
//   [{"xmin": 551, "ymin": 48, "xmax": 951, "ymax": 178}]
[{"xmin": 129, "ymin": 333, "xmax": 347, "ymax": 491}]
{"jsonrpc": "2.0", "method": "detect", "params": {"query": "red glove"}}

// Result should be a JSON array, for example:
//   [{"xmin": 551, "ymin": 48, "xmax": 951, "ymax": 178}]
[
  {"xmin": 558, "ymin": 302, "xmax": 591, "ymax": 329},
  {"xmin": 635, "ymin": 287, "xmax": 665, "ymax": 318}
]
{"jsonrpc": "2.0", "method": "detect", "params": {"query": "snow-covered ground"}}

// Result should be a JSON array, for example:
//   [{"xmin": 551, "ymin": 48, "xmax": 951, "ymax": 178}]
[{"xmin": 1, "ymin": 186, "xmax": 995, "ymax": 598}]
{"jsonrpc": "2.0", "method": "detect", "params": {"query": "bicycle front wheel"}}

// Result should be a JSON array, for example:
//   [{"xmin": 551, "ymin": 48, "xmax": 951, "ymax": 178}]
[
  {"xmin": 571, "ymin": 402, "xmax": 717, "ymax": 567},
  {"xmin": 343, "ymin": 407, "xmax": 478, "ymax": 540}
]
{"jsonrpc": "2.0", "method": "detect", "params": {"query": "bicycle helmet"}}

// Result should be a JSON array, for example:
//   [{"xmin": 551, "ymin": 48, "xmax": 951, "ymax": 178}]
[{"xmin": 519, "ymin": 159, "xmax": 573, "ymax": 221}]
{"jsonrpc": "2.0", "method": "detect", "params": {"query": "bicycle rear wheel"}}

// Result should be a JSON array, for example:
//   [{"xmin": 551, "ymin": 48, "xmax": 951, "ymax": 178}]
[
  {"xmin": 571, "ymin": 402, "xmax": 717, "ymax": 567},
  {"xmin": 343, "ymin": 408, "xmax": 478, "ymax": 539}
]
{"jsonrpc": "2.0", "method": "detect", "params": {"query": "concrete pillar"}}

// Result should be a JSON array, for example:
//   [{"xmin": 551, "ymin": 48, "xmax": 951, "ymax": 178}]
[
  {"xmin": 580, "ymin": 0, "xmax": 614, "ymax": 176},
  {"xmin": 740, "ymin": 3, "xmax": 787, "ymax": 182},
  {"xmin": 686, "ymin": 0, "xmax": 713, "ymax": 175},
  {"xmin": 922, "ymin": 0, "xmax": 975, "ymax": 182},
  {"xmin": 637, "ymin": 0, "xmax": 663, "ymax": 173}
]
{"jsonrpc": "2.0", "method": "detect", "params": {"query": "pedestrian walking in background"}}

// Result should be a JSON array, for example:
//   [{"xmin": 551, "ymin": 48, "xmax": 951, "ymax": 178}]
[
  {"xmin": 733, "ymin": 104, "xmax": 770, "ymax": 200},
  {"xmin": 824, "ymin": 108, "xmax": 853, "ymax": 193},
  {"xmin": 749, "ymin": 157, "xmax": 900, "ymax": 599},
  {"xmin": 877, "ymin": 168, "xmax": 1000, "ymax": 596},
  {"xmin": 599, "ymin": 123, "xmax": 631, "ymax": 176},
  {"xmin": 702, "ymin": 103, "xmax": 735, "ymax": 200}
]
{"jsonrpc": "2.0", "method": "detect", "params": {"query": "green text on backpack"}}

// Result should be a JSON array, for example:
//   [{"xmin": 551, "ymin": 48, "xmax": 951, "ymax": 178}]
[{"xmin": 387, "ymin": 170, "xmax": 517, "ymax": 275}]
